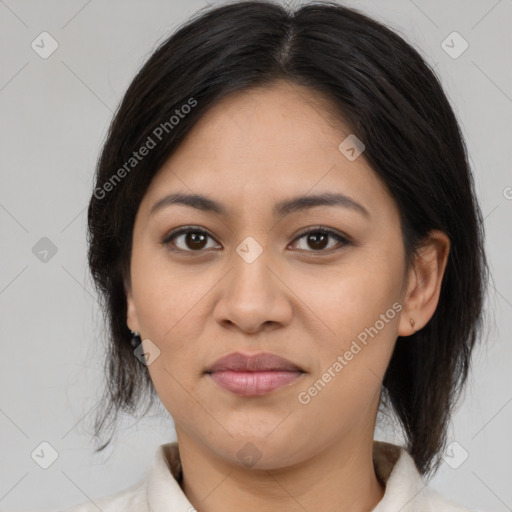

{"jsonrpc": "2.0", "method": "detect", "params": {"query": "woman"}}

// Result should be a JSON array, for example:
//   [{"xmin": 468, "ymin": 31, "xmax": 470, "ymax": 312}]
[{"xmin": 66, "ymin": 1, "xmax": 489, "ymax": 510}]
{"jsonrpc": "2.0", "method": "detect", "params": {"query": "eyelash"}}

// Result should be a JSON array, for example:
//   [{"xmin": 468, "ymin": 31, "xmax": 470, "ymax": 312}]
[{"xmin": 161, "ymin": 225, "xmax": 352, "ymax": 256}]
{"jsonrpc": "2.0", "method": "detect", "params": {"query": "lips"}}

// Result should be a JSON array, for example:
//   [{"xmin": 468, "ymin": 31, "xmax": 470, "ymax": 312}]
[
  {"xmin": 205, "ymin": 352, "xmax": 306, "ymax": 396},
  {"xmin": 205, "ymin": 352, "xmax": 304, "ymax": 373}
]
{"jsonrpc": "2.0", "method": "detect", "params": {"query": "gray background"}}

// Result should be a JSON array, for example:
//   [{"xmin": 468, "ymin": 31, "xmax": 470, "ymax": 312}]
[{"xmin": 0, "ymin": 0, "xmax": 511, "ymax": 510}]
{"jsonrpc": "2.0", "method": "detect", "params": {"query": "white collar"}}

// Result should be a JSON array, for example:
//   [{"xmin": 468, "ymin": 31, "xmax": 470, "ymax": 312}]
[{"xmin": 142, "ymin": 441, "xmax": 470, "ymax": 511}]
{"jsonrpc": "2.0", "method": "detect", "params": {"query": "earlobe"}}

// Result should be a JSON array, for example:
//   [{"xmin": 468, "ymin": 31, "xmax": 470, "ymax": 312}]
[
  {"xmin": 398, "ymin": 230, "xmax": 450, "ymax": 336},
  {"xmin": 125, "ymin": 276, "xmax": 141, "ymax": 334}
]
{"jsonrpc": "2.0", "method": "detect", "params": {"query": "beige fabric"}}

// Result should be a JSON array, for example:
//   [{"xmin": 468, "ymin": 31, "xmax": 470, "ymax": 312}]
[{"xmin": 62, "ymin": 441, "xmax": 474, "ymax": 512}]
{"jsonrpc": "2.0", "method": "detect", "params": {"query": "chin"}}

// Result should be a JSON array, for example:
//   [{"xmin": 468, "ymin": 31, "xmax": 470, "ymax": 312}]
[{"xmin": 209, "ymin": 433, "xmax": 313, "ymax": 471}]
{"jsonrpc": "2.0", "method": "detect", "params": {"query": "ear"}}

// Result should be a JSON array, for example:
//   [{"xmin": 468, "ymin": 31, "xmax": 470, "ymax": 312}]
[
  {"xmin": 125, "ymin": 274, "xmax": 141, "ymax": 334},
  {"xmin": 398, "ymin": 230, "xmax": 450, "ymax": 336}
]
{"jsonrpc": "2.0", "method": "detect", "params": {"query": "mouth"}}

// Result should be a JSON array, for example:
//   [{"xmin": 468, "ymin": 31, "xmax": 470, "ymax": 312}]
[{"xmin": 204, "ymin": 352, "xmax": 306, "ymax": 397}]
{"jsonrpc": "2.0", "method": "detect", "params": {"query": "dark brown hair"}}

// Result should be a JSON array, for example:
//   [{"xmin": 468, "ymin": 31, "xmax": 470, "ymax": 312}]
[{"xmin": 87, "ymin": 0, "xmax": 488, "ymax": 475}]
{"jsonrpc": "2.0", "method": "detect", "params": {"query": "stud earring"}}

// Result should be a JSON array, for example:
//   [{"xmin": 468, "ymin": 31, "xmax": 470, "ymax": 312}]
[
  {"xmin": 130, "ymin": 330, "xmax": 142, "ymax": 348},
  {"xmin": 410, "ymin": 318, "xmax": 416, "ymax": 329}
]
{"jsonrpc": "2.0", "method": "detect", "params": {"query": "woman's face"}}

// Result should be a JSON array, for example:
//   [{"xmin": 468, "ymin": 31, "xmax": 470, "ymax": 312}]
[{"xmin": 127, "ymin": 81, "xmax": 412, "ymax": 469}]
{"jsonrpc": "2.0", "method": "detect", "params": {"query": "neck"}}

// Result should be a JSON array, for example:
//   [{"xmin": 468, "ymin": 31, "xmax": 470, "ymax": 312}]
[{"xmin": 175, "ymin": 428, "xmax": 385, "ymax": 512}]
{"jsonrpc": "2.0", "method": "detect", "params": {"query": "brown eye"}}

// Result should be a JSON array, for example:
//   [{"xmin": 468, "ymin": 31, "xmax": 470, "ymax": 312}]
[
  {"xmin": 182, "ymin": 232, "xmax": 208, "ymax": 250},
  {"xmin": 162, "ymin": 228, "xmax": 220, "ymax": 252},
  {"xmin": 162, "ymin": 226, "xmax": 350, "ymax": 255},
  {"xmin": 290, "ymin": 228, "xmax": 350, "ymax": 253},
  {"xmin": 306, "ymin": 231, "xmax": 329, "ymax": 250}
]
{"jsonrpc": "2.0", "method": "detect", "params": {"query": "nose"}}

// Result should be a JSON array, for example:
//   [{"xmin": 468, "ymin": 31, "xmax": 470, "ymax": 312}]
[{"xmin": 212, "ymin": 246, "xmax": 293, "ymax": 335}]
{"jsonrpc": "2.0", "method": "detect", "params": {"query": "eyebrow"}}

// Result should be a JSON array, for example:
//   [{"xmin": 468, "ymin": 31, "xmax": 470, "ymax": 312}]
[{"xmin": 150, "ymin": 191, "xmax": 370, "ymax": 219}]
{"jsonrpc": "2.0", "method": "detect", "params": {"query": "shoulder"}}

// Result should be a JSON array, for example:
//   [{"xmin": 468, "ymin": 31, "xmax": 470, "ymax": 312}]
[
  {"xmin": 59, "ymin": 478, "xmax": 148, "ymax": 512},
  {"xmin": 373, "ymin": 441, "xmax": 475, "ymax": 512}
]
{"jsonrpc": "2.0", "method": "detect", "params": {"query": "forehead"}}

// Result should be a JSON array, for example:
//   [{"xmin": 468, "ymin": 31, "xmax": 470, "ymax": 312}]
[
  {"xmin": 140, "ymin": 81, "xmax": 396, "ymax": 222},
  {"xmin": 175, "ymin": 81, "xmax": 348, "ymax": 162}
]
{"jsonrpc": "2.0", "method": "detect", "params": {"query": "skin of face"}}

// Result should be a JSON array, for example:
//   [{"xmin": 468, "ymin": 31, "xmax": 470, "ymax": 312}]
[{"xmin": 126, "ymin": 80, "xmax": 450, "ymax": 511}]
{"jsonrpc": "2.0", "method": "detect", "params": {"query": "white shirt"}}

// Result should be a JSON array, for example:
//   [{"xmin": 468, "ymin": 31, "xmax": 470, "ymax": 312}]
[{"xmin": 61, "ymin": 441, "xmax": 473, "ymax": 511}]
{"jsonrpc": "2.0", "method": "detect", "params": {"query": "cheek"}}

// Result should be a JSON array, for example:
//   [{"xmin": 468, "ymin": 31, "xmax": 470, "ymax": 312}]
[
  {"xmin": 291, "ymin": 251, "xmax": 402, "ymax": 410},
  {"xmin": 130, "ymin": 236, "xmax": 213, "ymax": 340},
  {"xmin": 293, "ymin": 280, "xmax": 400, "ymax": 442},
  {"xmin": 129, "ymin": 241, "xmax": 226, "ymax": 389},
  {"xmin": 293, "ymin": 244, "xmax": 403, "ymax": 349}
]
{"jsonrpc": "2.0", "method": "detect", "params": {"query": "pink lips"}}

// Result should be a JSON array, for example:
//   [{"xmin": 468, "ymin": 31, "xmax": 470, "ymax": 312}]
[{"xmin": 205, "ymin": 352, "xmax": 305, "ymax": 396}]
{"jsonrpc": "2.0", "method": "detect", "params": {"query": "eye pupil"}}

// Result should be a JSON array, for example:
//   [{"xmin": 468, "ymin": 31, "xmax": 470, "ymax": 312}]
[
  {"xmin": 308, "ymin": 232, "xmax": 329, "ymax": 250},
  {"xmin": 186, "ymin": 232, "xmax": 207, "ymax": 250}
]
